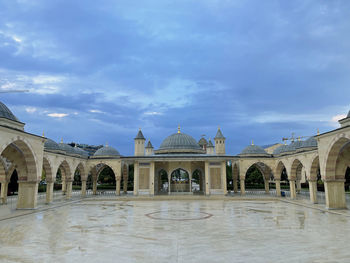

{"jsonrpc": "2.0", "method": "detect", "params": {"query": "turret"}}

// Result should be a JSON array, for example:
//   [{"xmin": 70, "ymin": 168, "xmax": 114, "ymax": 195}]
[
  {"xmin": 134, "ymin": 128, "xmax": 146, "ymax": 156},
  {"xmin": 214, "ymin": 126, "xmax": 226, "ymax": 155},
  {"xmin": 206, "ymin": 138, "xmax": 215, "ymax": 154},
  {"xmin": 145, "ymin": 140, "xmax": 154, "ymax": 156}
]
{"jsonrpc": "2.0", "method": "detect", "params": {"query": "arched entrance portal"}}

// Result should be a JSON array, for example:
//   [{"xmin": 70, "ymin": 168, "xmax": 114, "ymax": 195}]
[
  {"xmin": 155, "ymin": 169, "xmax": 168, "ymax": 195},
  {"xmin": 192, "ymin": 169, "xmax": 204, "ymax": 194},
  {"xmin": 171, "ymin": 168, "xmax": 190, "ymax": 193}
]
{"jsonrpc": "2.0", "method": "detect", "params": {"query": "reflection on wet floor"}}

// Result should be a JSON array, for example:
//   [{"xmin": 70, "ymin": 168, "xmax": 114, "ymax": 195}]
[{"xmin": 0, "ymin": 200, "xmax": 350, "ymax": 262}]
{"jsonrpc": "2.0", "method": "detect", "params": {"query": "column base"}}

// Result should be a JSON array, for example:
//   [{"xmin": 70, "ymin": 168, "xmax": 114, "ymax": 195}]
[{"xmin": 325, "ymin": 181, "xmax": 346, "ymax": 209}]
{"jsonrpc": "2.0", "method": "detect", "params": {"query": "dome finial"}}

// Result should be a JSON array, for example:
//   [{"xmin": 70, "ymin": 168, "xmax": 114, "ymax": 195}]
[
  {"xmin": 178, "ymin": 124, "xmax": 181, "ymax": 134},
  {"xmin": 251, "ymin": 140, "xmax": 254, "ymax": 145}
]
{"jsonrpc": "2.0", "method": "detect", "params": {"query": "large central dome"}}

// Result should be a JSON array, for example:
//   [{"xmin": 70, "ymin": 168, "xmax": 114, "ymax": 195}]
[{"xmin": 155, "ymin": 132, "xmax": 205, "ymax": 154}]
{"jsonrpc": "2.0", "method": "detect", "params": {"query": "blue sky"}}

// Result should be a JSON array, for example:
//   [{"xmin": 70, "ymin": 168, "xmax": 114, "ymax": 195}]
[{"xmin": 0, "ymin": 0, "xmax": 350, "ymax": 155}]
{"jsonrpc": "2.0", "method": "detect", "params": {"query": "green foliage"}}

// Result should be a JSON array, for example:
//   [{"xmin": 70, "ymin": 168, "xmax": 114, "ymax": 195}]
[
  {"xmin": 245, "ymin": 166, "xmax": 264, "ymax": 189},
  {"xmin": 98, "ymin": 166, "xmax": 115, "ymax": 185}
]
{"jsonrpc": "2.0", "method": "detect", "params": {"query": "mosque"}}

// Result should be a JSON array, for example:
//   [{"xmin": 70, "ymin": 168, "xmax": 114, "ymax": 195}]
[{"xmin": 0, "ymin": 100, "xmax": 349, "ymax": 210}]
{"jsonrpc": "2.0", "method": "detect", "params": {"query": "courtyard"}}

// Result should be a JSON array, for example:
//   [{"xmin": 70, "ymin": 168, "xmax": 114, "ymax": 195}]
[{"xmin": 0, "ymin": 198, "xmax": 349, "ymax": 263}]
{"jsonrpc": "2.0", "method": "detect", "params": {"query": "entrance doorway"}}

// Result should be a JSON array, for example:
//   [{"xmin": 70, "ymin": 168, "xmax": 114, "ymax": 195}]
[{"xmin": 171, "ymin": 168, "xmax": 190, "ymax": 193}]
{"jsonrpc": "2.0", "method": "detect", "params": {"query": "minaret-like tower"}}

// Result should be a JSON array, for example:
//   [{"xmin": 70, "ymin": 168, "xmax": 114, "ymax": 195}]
[
  {"xmin": 214, "ymin": 126, "xmax": 226, "ymax": 155},
  {"xmin": 206, "ymin": 138, "xmax": 215, "ymax": 154},
  {"xmin": 145, "ymin": 140, "xmax": 154, "ymax": 156},
  {"xmin": 134, "ymin": 128, "xmax": 146, "ymax": 156}
]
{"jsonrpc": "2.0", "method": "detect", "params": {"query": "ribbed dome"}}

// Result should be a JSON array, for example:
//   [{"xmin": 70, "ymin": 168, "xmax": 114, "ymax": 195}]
[
  {"xmin": 157, "ymin": 132, "xmax": 203, "ymax": 154},
  {"xmin": 287, "ymin": 141, "xmax": 303, "ymax": 152},
  {"xmin": 73, "ymin": 146, "xmax": 89, "ymax": 157},
  {"xmin": 94, "ymin": 146, "xmax": 120, "ymax": 157},
  {"xmin": 58, "ymin": 143, "xmax": 75, "ymax": 155},
  {"xmin": 273, "ymin": 145, "xmax": 288, "ymax": 155},
  {"xmin": 240, "ymin": 145, "xmax": 269, "ymax": 156},
  {"xmin": 44, "ymin": 139, "xmax": 61, "ymax": 151},
  {"xmin": 0, "ymin": 101, "xmax": 20, "ymax": 122},
  {"xmin": 300, "ymin": 137, "xmax": 317, "ymax": 148}
]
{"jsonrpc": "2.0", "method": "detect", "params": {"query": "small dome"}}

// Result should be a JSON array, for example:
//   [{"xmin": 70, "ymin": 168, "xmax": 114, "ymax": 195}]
[
  {"xmin": 273, "ymin": 145, "xmax": 288, "ymax": 155},
  {"xmin": 94, "ymin": 146, "xmax": 120, "ymax": 157},
  {"xmin": 73, "ymin": 146, "xmax": 89, "ymax": 157},
  {"xmin": 44, "ymin": 139, "xmax": 60, "ymax": 151},
  {"xmin": 0, "ymin": 101, "xmax": 20, "ymax": 122},
  {"xmin": 300, "ymin": 136, "xmax": 317, "ymax": 149},
  {"xmin": 58, "ymin": 143, "xmax": 76, "ymax": 155},
  {"xmin": 347, "ymin": 110, "xmax": 350, "ymax": 118},
  {"xmin": 240, "ymin": 145, "xmax": 269, "ymax": 156},
  {"xmin": 157, "ymin": 132, "xmax": 203, "ymax": 153},
  {"xmin": 288, "ymin": 140, "xmax": 303, "ymax": 151}
]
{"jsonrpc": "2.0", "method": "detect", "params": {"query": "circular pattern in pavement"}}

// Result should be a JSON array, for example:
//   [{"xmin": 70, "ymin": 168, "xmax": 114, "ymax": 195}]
[{"xmin": 145, "ymin": 210, "xmax": 213, "ymax": 221}]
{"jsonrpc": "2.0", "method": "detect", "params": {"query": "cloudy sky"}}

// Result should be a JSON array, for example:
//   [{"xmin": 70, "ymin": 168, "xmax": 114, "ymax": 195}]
[{"xmin": 0, "ymin": 0, "xmax": 350, "ymax": 155}]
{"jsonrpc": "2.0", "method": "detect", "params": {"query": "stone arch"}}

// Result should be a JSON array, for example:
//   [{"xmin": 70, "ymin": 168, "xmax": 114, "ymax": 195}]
[
  {"xmin": 324, "ymin": 134, "xmax": 350, "ymax": 180},
  {"xmin": 74, "ymin": 162, "xmax": 86, "ymax": 181},
  {"xmin": 335, "ymin": 144, "xmax": 350, "ymax": 180},
  {"xmin": 43, "ymin": 157, "xmax": 53, "ymax": 182},
  {"xmin": 192, "ymin": 168, "xmax": 205, "ymax": 193},
  {"xmin": 0, "ymin": 157, "xmax": 8, "ymax": 182},
  {"xmin": 170, "ymin": 167, "xmax": 190, "ymax": 176},
  {"xmin": 57, "ymin": 160, "xmax": 72, "ymax": 181},
  {"xmin": 309, "ymin": 155, "xmax": 320, "ymax": 181},
  {"xmin": 0, "ymin": 138, "xmax": 38, "ymax": 182},
  {"xmin": 290, "ymin": 159, "xmax": 306, "ymax": 181},
  {"xmin": 274, "ymin": 161, "xmax": 287, "ymax": 180}
]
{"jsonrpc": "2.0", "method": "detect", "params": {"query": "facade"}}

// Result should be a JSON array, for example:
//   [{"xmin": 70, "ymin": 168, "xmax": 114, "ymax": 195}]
[{"xmin": 0, "ymin": 101, "xmax": 350, "ymax": 210}]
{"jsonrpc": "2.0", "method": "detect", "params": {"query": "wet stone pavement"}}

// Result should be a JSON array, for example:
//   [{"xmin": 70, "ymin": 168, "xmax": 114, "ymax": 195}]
[{"xmin": 0, "ymin": 200, "xmax": 349, "ymax": 263}]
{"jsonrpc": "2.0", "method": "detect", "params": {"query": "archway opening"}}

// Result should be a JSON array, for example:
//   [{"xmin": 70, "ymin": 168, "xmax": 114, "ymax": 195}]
[
  {"xmin": 245, "ymin": 166, "xmax": 264, "ymax": 190},
  {"xmin": 8, "ymin": 169, "xmax": 18, "ymax": 196},
  {"xmin": 192, "ymin": 169, "xmax": 204, "ymax": 194},
  {"xmin": 97, "ymin": 166, "xmax": 115, "ymax": 190},
  {"xmin": 345, "ymin": 167, "xmax": 350, "ymax": 192},
  {"xmin": 171, "ymin": 168, "xmax": 190, "ymax": 193},
  {"xmin": 156, "ymin": 169, "xmax": 168, "ymax": 195},
  {"xmin": 73, "ymin": 168, "xmax": 82, "ymax": 190}
]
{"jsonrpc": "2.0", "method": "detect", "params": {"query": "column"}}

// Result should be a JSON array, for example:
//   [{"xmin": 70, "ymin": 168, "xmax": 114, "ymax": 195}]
[
  {"xmin": 168, "ymin": 172, "xmax": 171, "ymax": 194},
  {"xmin": 123, "ymin": 165, "xmax": 128, "ymax": 194},
  {"xmin": 221, "ymin": 161, "xmax": 227, "ymax": 195},
  {"xmin": 62, "ymin": 178, "xmax": 66, "ymax": 195},
  {"xmin": 289, "ymin": 180, "xmax": 296, "ymax": 199},
  {"xmin": 264, "ymin": 179, "xmax": 269, "ymax": 194},
  {"xmin": 233, "ymin": 178, "xmax": 238, "ymax": 193},
  {"xmin": 240, "ymin": 179, "xmax": 245, "ymax": 195},
  {"xmin": 189, "ymin": 168, "xmax": 192, "ymax": 193},
  {"xmin": 46, "ymin": 181, "xmax": 54, "ymax": 204},
  {"xmin": 92, "ymin": 179, "xmax": 97, "ymax": 195},
  {"xmin": 324, "ymin": 180, "xmax": 346, "ymax": 209},
  {"xmin": 66, "ymin": 180, "xmax": 72, "ymax": 199},
  {"xmin": 205, "ymin": 161, "xmax": 210, "ymax": 195},
  {"xmin": 116, "ymin": 177, "xmax": 121, "ymax": 196},
  {"xmin": 81, "ymin": 180, "xmax": 87, "ymax": 197},
  {"xmin": 149, "ymin": 162, "xmax": 155, "ymax": 196},
  {"xmin": 275, "ymin": 179, "xmax": 281, "ymax": 197},
  {"xmin": 296, "ymin": 180, "xmax": 301, "ymax": 193},
  {"xmin": 1, "ymin": 181, "xmax": 8, "ymax": 204},
  {"xmin": 308, "ymin": 180, "xmax": 318, "ymax": 204},
  {"xmin": 133, "ymin": 162, "xmax": 139, "ymax": 196},
  {"xmin": 17, "ymin": 181, "xmax": 38, "ymax": 209}
]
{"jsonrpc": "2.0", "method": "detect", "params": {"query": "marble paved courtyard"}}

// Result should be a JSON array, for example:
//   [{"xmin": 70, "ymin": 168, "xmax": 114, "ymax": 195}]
[{"xmin": 0, "ymin": 199, "xmax": 350, "ymax": 263}]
